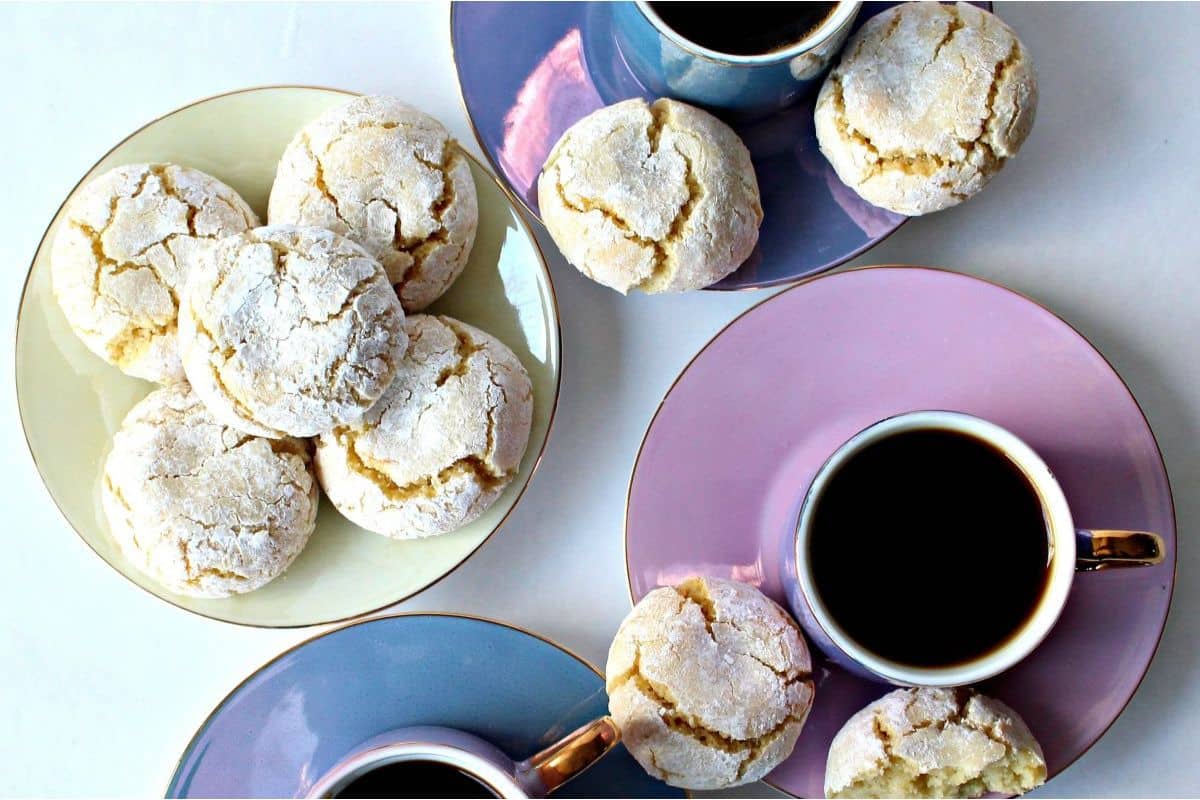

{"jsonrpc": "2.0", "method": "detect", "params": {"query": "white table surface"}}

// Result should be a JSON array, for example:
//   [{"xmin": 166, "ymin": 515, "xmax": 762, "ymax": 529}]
[{"xmin": 1, "ymin": 2, "xmax": 1196, "ymax": 797}]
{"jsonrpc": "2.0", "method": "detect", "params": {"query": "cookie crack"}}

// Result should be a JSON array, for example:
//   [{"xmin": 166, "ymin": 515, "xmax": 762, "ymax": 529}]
[
  {"xmin": 980, "ymin": 40, "xmax": 1023, "ymax": 152},
  {"xmin": 394, "ymin": 146, "xmax": 462, "ymax": 296},
  {"xmin": 828, "ymin": 31, "xmax": 1017, "ymax": 186},
  {"xmin": 646, "ymin": 750, "xmax": 680, "ymax": 783},
  {"xmin": 930, "ymin": 7, "xmax": 964, "ymax": 63},
  {"xmin": 612, "ymin": 648, "xmax": 802, "ymax": 764},
  {"xmin": 633, "ymin": 104, "xmax": 703, "ymax": 292},
  {"xmin": 190, "ymin": 312, "xmax": 288, "ymax": 438},
  {"xmin": 434, "ymin": 316, "xmax": 485, "ymax": 386},
  {"xmin": 672, "ymin": 578, "xmax": 813, "ymax": 684},
  {"xmin": 302, "ymin": 133, "xmax": 351, "ymax": 228},
  {"xmin": 673, "ymin": 578, "xmax": 716, "ymax": 636},
  {"xmin": 332, "ymin": 427, "xmax": 510, "ymax": 503}
]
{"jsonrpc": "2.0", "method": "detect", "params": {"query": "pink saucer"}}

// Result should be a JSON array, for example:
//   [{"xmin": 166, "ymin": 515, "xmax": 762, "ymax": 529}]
[{"xmin": 625, "ymin": 267, "xmax": 1175, "ymax": 797}]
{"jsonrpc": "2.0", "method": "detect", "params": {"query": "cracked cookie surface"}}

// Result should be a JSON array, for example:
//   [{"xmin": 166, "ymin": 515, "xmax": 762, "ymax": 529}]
[
  {"xmin": 825, "ymin": 687, "xmax": 1046, "ymax": 798},
  {"xmin": 315, "ymin": 314, "xmax": 533, "ymax": 539},
  {"xmin": 50, "ymin": 163, "xmax": 258, "ymax": 383},
  {"xmin": 537, "ymin": 98, "xmax": 762, "ymax": 294},
  {"xmin": 814, "ymin": 2, "xmax": 1037, "ymax": 215},
  {"xmin": 178, "ymin": 225, "xmax": 407, "ymax": 438},
  {"xmin": 101, "ymin": 384, "xmax": 318, "ymax": 598},
  {"xmin": 605, "ymin": 576, "xmax": 814, "ymax": 789},
  {"xmin": 268, "ymin": 95, "xmax": 478, "ymax": 311}
]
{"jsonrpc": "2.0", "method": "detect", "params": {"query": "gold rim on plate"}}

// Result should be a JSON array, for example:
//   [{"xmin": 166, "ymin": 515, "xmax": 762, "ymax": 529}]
[
  {"xmin": 620, "ymin": 263, "xmax": 1177, "ymax": 796},
  {"xmin": 14, "ymin": 84, "xmax": 563, "ymax": 630}
]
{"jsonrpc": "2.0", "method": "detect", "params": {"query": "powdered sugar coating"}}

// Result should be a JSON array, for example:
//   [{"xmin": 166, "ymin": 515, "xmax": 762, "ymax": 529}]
[
  {"xmin": 178, "ymin": 225, "xmax": 407, "ymax": 438},
  {"xmin": 606, "ymin": 577, "xmax": 814, "ymax": 789},
  {"xmin": 315, "ymin": 314, "xmax": 533, "ymax": 538},
  {"xmin": 825, "ymin": 687, "xmax": 1046, "ymax": 798},
  {"xmin": 814, "ymin": 2, "xmax": 1037, "ymax": 215},
  {"xmin": 101, "ymin": 384, "xmax": 318, "ymax": 598},
  {"xmin": 269, "ymin": 95, "xmax": 478, "ymax": 311},
  {"xmin": 538, "ymin": 98, "xmax": 762, "ymax": 294},
  {"xmin": 51, "ymin": 163, "xmax": 258, "ymax": 383}
]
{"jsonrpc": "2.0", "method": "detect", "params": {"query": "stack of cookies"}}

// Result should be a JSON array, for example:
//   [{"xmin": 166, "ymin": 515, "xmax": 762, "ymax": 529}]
[{"xmin": 52, "ymin": 95, "xmax": 533, "ymax": 599}]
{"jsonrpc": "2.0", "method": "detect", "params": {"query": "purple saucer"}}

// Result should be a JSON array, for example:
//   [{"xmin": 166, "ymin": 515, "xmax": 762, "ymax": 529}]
[
  {"xmin": 625, "ymin": 268, "xmax": 1175, "ymax": 797},
  {"xmin": 450, "ymin": 2, "xmax": 910, "ymax": 290}
]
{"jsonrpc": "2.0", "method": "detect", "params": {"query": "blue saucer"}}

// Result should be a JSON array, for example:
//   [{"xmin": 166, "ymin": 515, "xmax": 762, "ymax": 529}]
[
  {"xmin": 168, "ymin": 614, "xmax": 680, "ymax": 798},
  {"xmin": 451, "ymin": 2, "xmax": 911, "ymax": 290}
]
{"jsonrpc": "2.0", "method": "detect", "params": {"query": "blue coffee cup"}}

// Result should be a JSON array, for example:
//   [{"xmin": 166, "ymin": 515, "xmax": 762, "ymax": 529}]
[{"xmin": 611, "ymin": 1, "xmax": 861, "ymax": 117}]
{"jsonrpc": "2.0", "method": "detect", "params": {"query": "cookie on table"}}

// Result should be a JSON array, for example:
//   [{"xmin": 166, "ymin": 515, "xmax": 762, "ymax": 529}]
[
  {"xmin": 605, "ymin": 576, "xmax": 814, "ymax": 789},
  {"xmin": 178, "ymin": 225, "xmax": 407, "ymax": 439},
  {"xmin": 814, "ymin": 2, "xmax": 1037, "ymax": 215},
  {"xmin": 538, "ymin": 98, "xmax": 762, "ymax": 294},
  {"xmin": 51, "ymin": 163, "xmax": 257, "ymax": 383},
  {"xmin": 269, "ymin": 95, "xmax": 478, "ymax": 311},
  {"xmin": 825, "ymin": 687, "xmax": 1047, "ymax": 798},
  {"xmin": 315, "ymin": 314, "xmax": 532, "ymax": 539},
  {"xmin": 101, "ymin": 384, "xmax": 318, "ymax": 598}
]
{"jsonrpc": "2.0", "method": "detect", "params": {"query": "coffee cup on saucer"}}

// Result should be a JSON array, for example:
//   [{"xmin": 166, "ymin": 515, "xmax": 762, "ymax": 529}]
[
  {"xmin": 306, "ymin": 718, "xmax": 620, "ymax": 798},
  {"xmin": 611, "ymin": 1, "xmax": 861, "ymax": 117},
  {"xmin": 784, "ymin": 410, "xmax": 1166, "ymax": 686}
]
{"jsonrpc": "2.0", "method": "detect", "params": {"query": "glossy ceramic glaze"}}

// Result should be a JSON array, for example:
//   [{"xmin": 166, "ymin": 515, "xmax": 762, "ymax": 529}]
[
  {"xmin": 166, "ymin": 614, "xmax": 681, "ymax": 799},
  {"xmin": 14, "ymin": 87, "xmax": 561, "ymax": 628},
  {"xmin": 611, "ymin": 1, "xmax": 860, "ymax": 116},
  {"xmin": 625, "ymin": 267, "xmax": 1175, "ymax": 797},
  {"xmin": 451, "ymin": 1, "xmax": 916, "ymax": 290}
]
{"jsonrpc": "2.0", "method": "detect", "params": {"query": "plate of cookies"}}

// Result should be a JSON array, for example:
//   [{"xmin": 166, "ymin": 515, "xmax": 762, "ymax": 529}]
[{"xmin": 15, "ymin": 86, "xmax": 560, "ymax": 627}]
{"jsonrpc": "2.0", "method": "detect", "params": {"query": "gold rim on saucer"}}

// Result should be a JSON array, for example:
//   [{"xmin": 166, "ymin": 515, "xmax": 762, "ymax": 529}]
[{"xmin": 621, "ymin": 263, "xmax": 1177, "ymax": 796}]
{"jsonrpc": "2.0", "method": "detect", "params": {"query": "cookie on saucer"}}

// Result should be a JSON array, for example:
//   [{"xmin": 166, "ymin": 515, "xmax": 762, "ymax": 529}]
[
  {"xmin": 315, "ymin": 314, "xmax": 533, "ymax": 539},
  {"xmin": 605, "ymin": 576, "xmax": 814, "ymax": 789},
  {"xmin": 825, "ymin": 687, "xmax": 1046, "ymax": 798},
  {"xmin": 269, "ymin": 95, "xmax": 478, "ymax": 311},
  {"xmin": 538, "ymin": 98, "xmax": 762, "ymax": 294},
  {"xmin": 101, "ymin": 384, "xmax": 318, "ymax": 598},
  {"xmin": 814, "ymin": 2, "xmax": 1037, "ymax": 215},
  {"xmin": 51, "ymin": 163, "xmax": 257, "ymax": 383},
  {"xmin": 178, "ymin": 225, "xmax": 407, "ymax": 438}
]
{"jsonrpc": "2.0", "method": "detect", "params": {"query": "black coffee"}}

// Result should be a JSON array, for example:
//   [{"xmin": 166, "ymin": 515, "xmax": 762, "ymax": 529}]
[
  {"xmin": 334, "ymin": 760, "xmax": 496, "ymax": 799},
  {"xmin": 808, "ymin": 429, "xmax": 1050, "ymax": 667},
  {"xmin": 648, "ymin": 2, "xmax": 838, "ymax": 56}
]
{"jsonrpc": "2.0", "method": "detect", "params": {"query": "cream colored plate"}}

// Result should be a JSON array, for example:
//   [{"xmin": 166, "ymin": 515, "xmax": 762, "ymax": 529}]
[{"xmin": 15, "ymin": 86, "xmax": 560, "ymax": 627}]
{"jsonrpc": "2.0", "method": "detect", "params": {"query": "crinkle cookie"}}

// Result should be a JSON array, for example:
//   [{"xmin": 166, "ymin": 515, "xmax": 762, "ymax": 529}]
[
  {"xmin": 605, "ymin": 576, "xmax": 814, "ymax": 789},
  {"xmin": 268, "ymin": 95, "xmax": 478, "ymax": 311},
  {"xmin": 315, "ymin": 314, "xmax": 533, "ymax": 539},
  {"xmin": 50, "ymin": 163, "xmax": 258, "ymax": 383},
  {"xmin": 537, "ymin": 98, "xmax": 762, "ymax": 294},
  {"xmin": 825, "ymin": 688, "xmax": 1046, "ymax": 798},
  {"xmin": 101, "ymin": 384, "xmax": 318, "ymax": 598},
  {"xmin": 814, "ymin": 2, "xmax": 1037, "ymax": 215},
  {"xmin": 178, "ymin": 225, "xmax": 407, "ymax": 438}
]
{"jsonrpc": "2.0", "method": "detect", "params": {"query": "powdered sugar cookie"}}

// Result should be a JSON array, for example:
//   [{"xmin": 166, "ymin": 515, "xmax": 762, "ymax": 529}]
[
  {"xmin": 178, "ymin": 225, "xmax": 407, "ymax": 438},
  {"xmin": 269, "ymin": 95, "xmax": 478, "ymax": 311},
  {"xmin": 51, "ymin": 163, "xmax": 257, "ymax": 383},
  {"xmin": 538, "ymin": 98, "xmax": 762, "ymax": 294},
  {"xmin": 825, "ymin": 687, "xmax": 1046, "ymax": 798},
  {"xmin": 101, "ymin": 384, "xmax": 318, "ymax": 598},
  {"xmin": 814, "ymin": 2, "xmax": 1037, "ymax": 215},
  {"xmin": 315, "ymin": 314, "xmax": 532, "ymax": 538},
  {"xmin": 606, "ymin": 576, "xmax": 814, "ymax": 789}
]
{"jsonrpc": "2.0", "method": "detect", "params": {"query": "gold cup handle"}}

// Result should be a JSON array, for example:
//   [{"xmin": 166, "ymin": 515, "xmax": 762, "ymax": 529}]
[
  {"xmin": 516, "ymin": 716, "xmax": 621, "ymax": 796},
  {"xmin": 1076, "ymin": 529, "xmax": 1166, "ymax": 571}
]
